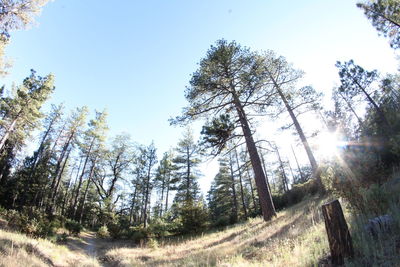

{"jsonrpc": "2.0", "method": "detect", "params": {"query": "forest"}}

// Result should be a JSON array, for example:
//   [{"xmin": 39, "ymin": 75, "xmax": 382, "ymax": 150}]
[{"xmin": 0, "ymin": 0, "xmax": 400, "ymax": 266}]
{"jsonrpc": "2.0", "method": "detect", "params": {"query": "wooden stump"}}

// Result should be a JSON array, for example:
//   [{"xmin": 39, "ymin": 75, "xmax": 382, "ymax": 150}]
[{"xmin": 322, "ymin": 199, "xmax": 354, "ymax": 265}]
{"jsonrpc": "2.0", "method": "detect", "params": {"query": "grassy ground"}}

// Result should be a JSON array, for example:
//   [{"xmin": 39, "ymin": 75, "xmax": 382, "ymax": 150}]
[
  {"xmin": 1, "ymin": 194, "xmax": 398, "ymax": 266},
  {"xmin": 104, "ymin": 195, "xmax": 334, "ymax": 267},
  {"xmin": 0, "ymin": 229, "xmax": 99, "ymax": 267}
]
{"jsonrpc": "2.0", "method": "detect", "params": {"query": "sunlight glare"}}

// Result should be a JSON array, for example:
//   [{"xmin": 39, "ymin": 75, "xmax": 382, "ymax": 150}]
[{"xmin": 315, "ymin": 132, "xmax": 342, "ymax": 159}]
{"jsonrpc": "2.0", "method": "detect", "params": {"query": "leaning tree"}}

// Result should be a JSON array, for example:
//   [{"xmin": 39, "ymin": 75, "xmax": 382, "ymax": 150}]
[{"xmin": 172, "ymin": 40, "xmax": 276, "ymax": 221}]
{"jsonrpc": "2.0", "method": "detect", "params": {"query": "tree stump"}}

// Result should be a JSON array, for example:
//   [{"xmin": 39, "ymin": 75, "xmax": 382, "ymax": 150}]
[{"xmin": 322, "ymin": 199, "xmax": 354, "ymax": 265}]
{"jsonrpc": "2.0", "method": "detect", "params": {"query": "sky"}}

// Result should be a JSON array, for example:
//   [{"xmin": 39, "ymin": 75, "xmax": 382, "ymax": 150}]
[{"xmin": 2, "ymin": 0, "xmax": 399, "ymax": 193}]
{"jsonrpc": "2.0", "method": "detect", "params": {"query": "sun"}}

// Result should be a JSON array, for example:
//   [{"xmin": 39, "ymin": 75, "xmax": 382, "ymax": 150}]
[{"xmin": 315, "ymin": 131, "xmax": 343, "ymax": 159}]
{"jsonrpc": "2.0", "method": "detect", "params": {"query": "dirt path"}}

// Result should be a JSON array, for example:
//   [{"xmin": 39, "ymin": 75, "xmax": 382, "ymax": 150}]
[
  {"xmin": 65, "ymin": 231, "xmax": 135, "ymax": 266},
  {"xmin": 66, "ymin": 232, "xmax": 99, "ymax": 256}
]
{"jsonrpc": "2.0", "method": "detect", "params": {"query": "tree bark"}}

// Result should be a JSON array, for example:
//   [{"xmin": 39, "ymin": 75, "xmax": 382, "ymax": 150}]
[
  {"xmin": 129, "ymin": 187, "xmax": 137, "ymax": 225},
  {"xmin": 228, "ymin": 153, "xmax": 238, "ymax": 222},
  {"xmin": 159, "ymin": 171, "xmax": 165, "ymax": 217},
  {"xmin": 186, "ymin": 146, "xmax": 191, "ymax": 202},
  {"xmin": 48, "ymin": 148, "xmax": 72, "ymax": 214},
  {"xmin": 322, "ymin": 200, "xmax": 354, "ymax": 265},
  {"xmin": 78, "ymin": 176, "xmax": 92, "ymax": 223},
  {"xmin": 244, "ymin": 161, "xmax": 258, "ymax": 213},
  {"xmin": 274, "ymin": 85, "xmax": 323, "ymax": 191},
  {"xmin": 338, "ymin": 92, "xmax": 364, "ymax": 128},
  {"xmin": 165, "ymin": 172, "xmax": 170, "ymax": 214},
  {"xmin": 0, "ymin": 117, "xmax": 18, "ymax": 152},
  {"xmin": 232, "ymin": 93, "xmax": 276, "ymax": 221},
  {"xmin": 72, "ymin": 137, "xmax": 95, "ymax": 218},
  {"xmin": 234, "ymin": 148, "xmax": 248, "ymax": 219},
  {"xmin": 275, "ymin": 144, "xmax": 289, "ymax": 192},
  {"xmin": 291, "ymin": 145, "xmax": 305, "ymax": 183},
  {"xmin": 143, "ymin": 154, "xmax": 155, "ymax": 228},
  {"xmin": 259, "ymin": 150, "xmax": 273, "ymax": 195}
]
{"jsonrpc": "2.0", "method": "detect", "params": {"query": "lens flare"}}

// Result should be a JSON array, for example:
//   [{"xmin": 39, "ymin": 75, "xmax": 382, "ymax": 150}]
[{"xmin": 315, "ymin": 131, "xmax": 343, "ymax": 159}]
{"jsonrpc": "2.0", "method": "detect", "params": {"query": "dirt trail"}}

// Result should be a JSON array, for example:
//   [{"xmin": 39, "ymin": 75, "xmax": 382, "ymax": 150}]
[
  {"xmin": 66, "ymin": 232, "xmax": 100, "ymax": 257},
  {"xmin": 65, "ymin": 231, "xmax": 135, "ymax": 266}
]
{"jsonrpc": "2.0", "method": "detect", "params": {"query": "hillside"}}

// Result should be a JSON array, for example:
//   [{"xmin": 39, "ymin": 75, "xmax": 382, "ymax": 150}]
[
  {"xmin": 103, "ymin": 196, "xmax": 332, "ymax": 266},
  {"xmin": 0, "ymin": 196, "xmax": 334, "ymax": 267}
]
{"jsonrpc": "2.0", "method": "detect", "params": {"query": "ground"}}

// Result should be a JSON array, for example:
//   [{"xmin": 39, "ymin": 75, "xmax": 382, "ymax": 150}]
[{"xmin": 0, "ymin": 195, "xmax": 338, "ymax": 267}]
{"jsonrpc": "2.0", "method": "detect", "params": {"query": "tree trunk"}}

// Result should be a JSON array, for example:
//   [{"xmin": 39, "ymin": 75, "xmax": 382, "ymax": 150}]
[
  {"xmin": 322, "ymin": 200, "xmax": 354, "ymax": 265},
  {"xmin": 49, "ymin": 130, "xmax": 75, "ymax": 202},
  {"xmin": 228, "ymin": 152, "xmax": 238, "ymax": 222},
  {"xmin": 275, "ymin": 144, "xmax": 289, "ymax": 192},
  {"xmin": 78, "ymin": 176, "xmax": 92, "ymax": 223},
  {"xmin": 165, "ymin": 173, "xmax": 170, "ymax": 213},
  {"xmin": 232, "ymin": 94, "xmax": 276, "ymax": 221},
  {"xmin": 129, "ymin": 187, "xmax": 137, "ymax": 225},
  {"xmin": 77, "ymin": 161, "xmax": 96, "ymax": 223},
  {"xmin": 245, "ymin": 162, "xmax": 259, "ymax": 213},
  {"xmin": 143, "ymin": 160, "xmax": 153, "ymax": 228},
  {"xmin": 353, "ymin": 78, "xmax": 391, "ymax": 132},
  {"xmin": 159, "ymin": 172, "xmax": 165, "ymax": 217},
  {"xmin": 287, "ymin": 159, "xmax": 296, "ymax": 185},
  {"xmin": 362, "ymin": 5, "xmax": 400, "ymax": 27},
  {"xmin": 274, "ymin": 86, "xmax": 323, "ymax": 191},
  {"xmin": 0, "ymin": 117, "xmax": 18, "ymax": 152},
  {"xmin": 50, "ymin": 122, "xmax": 66, "ymax": 156},
  {"xmin": 259, "ymin": 150, "xmax": 273, "ymax": 195},
  {"xmin": 48, "ymin": 148, "xmax": 72, "ymax": 214},
  {"xmin": 338, "ymin": 92, "xmax": 364, "ymax": 128},
  {"xmin": 234, "ymin": 148, "xmax": 248, "ymax": 219},
  {"xmin": 291, "ymin": 145, "xmax": 305, "ymax": 183},
  {"xmin": 186, "ymin": 146, "xmax": 191, "ymax": 202},
  {"xmin": 72, "ymin": 138, "xmax": 95, "ymax": 218}
]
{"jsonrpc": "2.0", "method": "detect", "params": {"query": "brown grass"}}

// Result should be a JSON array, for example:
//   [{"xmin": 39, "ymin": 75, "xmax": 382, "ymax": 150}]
[
  {"xmin": 105, "ymin": 195, "xmax": 333, "ymax": 267},
  {"xmin": 0, "ymin": 229, "xmax": 99, "ymax": 267},
  {"xmin": 0, "ymin": 195, "xmax": 337, "ymax": 266}
]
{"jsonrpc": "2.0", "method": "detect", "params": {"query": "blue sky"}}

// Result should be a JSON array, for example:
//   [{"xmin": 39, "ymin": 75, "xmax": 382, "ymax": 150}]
[{"xmin": 2, "ymin": 0, "xmax": 399, "ymax": 192}]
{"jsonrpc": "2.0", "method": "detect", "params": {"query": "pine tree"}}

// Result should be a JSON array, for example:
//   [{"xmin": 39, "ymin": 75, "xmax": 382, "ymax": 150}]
[
  {"xmin": 172, "ymin": 129, "xmax": 201, "ymax": 204},
  {"xmin": 0, "ymin": 70, "xmax": 54, "ymax": 152},
  {"xmin": 357, "ymin": 0, "xmax": 400, "ymax": 49},
  {"xmin": 172, "ymin": 40, "xmax": 276, "ymax": 221},
  {"xmin": 208, "ymin": 158, "xmax": 237, "ymax": 226}
]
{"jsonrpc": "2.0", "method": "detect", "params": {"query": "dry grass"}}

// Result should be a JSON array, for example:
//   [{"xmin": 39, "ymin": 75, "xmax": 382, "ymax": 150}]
[
  {"xmin": 0, "ymin": 195, "xmax": 345, "ymax": 266},
  {"xmin": 0, "ymin": 229, "xmax": 100, "ymax": 267},
  {"xmin": 105, "ymin": 195, "xmax": 334, "ymax": 267}
]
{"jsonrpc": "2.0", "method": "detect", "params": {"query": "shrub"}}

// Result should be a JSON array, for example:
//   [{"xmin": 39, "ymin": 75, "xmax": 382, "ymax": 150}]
[
  {"xmin": 126, "ymin": 226, "xmax": 149, "ymax": 243},
  {"xmin": 65, "ymin": 220, "xmax": 82, "ymax": 236},
  {"xmin": 175, "ymin": 200, "xmax": 208, "ymax": 234},
  {"xmin": 213, "ymin": 217, "xmax": 230, "ymax": 227},
  {"xmin": 107, "ymin": 222, "xmax": 121, "ymax": 239},
  {"xmin": 148, "ymin": 218, "xmax": 173, "ymax": 238},
  {"xmin": 97, "ymin": 225, "xmax": 110, "ymax": 239},
  {"xmin": 5, "ymin": 210, "xmax": 28, "ymax": 231},
  {"xmin": 56, "ymin": 233, "xmax": 68, "ymax": 243},
  {"xmin": 272, "ymin": 179, "xmax": 319, "ymax": 210},
  {"xmin": 147, "ymin": 237, "xmax": 158, "ymax": 249},
  {"xmin": 360, "ymin": 184, "xmax": 390, "ymax": 215}
]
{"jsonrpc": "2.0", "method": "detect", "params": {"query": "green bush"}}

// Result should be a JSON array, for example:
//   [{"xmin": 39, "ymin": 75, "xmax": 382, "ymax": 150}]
[
  {"xmin": 273, "ymin": 179, "xmax": 319, "ymax": 210},
  {"xmin": 2, "ymin": 209, "xmax": 57, "ymax": 237},
  {"xmin": 147, "ymin": 237, "xmax": 158, "ymax": 249},
  {"xmin": 213, "ymin": 216, "xmax": 230, "ymax": 227},
  {"xmin": 178, "ymin": 200, "xmax": 208, "ymax": 234},
  {"xmin": 126, "ymin": 226, "xmax": 149, "ymax": 243},
  {"xmin": 148, "ymin": 218, "xmax": 174, "ymax": 238},
  {"xmin": 5, "ymin": 210, "xmax": 29, "ymax": 231},
  {"xmin": 107, "ymin": 222, "xmax": 121, "ymax": 239},
  {"xmin": 97, "ymin": 225, "xmax": 110, "ymax": 238},
  {"xmin": 65, "ymin": 220, "xmax": 82, "ymax": 236},
  {"xmin": 56, "ymin": 233, "xmax": 68, "ymax": 243},
  {"xmin": 360, "ymin": 184, "xmax": 390, "ymax": 215}
]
